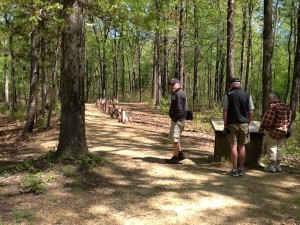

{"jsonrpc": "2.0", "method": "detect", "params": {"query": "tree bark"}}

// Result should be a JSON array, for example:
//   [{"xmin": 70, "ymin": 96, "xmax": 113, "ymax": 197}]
[
  {"xmin": 290, "ymin": 3, "xmax": 300, "ymax": 129},
  {"xmin": 22, "ymin": 26, "xmax": 39, "ymax": 136},
  {"xmin": 226, "ymin": 0, "xmax": 235, "ymax": 91},
  {"xmin": 245, "ymin": 0, "xmax": 253, "ymax": 92},
  {"xmin": 4, "ymin": 56, "xmax": 9, "ymax": 103},
  {"xmin": 40, "ymin": 34, "xmax": 47, "ymax": 118},
  {"xmin": 153, "ymin": 0, "xmax": 161, "ymax": 107},
  {"xmin": 112, "ymin": 37, "xmax": 118, "ymax": 100},
  {"xmin": 9, "ymin": 35, "xmax": 17, "ymax": 114},
  {"xmin": 192, "ymin": 0, "xmax": 200, "ymax": 109},
  {"xmin": 285, "ymin": 0, "xmax": 295, "ymax": 103},
  {"xmin": 178, "ymin": 0, "xmax": 185, "ymax": 87},
  {"xmin": 262, "ymin": 0, "xmax": 273, "ymax": 115},
  {"xmin": 240, "ymin": 3, "xmax": 247, "ymax": 81},
  {"xmin": 47, "ymin": 35, "xmax": 61, "ymax": 129},
  {"xmin": 56, "ymin": 0, "xmax": 88, "ymax": 156}
]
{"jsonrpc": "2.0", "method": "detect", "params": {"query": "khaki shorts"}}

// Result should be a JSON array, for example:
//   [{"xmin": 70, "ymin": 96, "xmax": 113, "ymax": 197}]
[
  {"xmin": 169, "ymin": 120, "xmax": 185, "ymax": 142},
  {"xmin": 265, "ymin": 131, "xmax": 284, "ymax": 161},
  {"xmin": 226, "ymin": 123, "xmax": 250, "ymax": 145}
]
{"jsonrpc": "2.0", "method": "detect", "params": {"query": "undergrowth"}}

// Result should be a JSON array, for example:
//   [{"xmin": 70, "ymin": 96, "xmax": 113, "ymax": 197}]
[{"xmin": 0, "ymin": 150, "xmax": 106, "ymax": 195}]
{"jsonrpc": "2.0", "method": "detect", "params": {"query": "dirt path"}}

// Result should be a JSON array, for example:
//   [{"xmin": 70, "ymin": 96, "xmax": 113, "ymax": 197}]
[{"xmin": 0, "ymin": 103, "xmax": 299, "ymax": 225}]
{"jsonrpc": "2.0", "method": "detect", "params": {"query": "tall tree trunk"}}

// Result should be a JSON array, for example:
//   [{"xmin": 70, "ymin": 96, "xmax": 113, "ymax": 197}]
[
  {"xmin": 153, "ymin": 37, "xmax": 159, "ymax": 105},
  {"xmin": 192, "ymin": 0, "xmax": 200, "ymax": 109},
  {"xmin": 138, "ymin": 37, "xmax": 143, "ymax": 102},
  {"xmin": 178, "ymin": 0, "xmax": 185, "ymax": 88},
  {"xmin": 92, "ymin": 24, "xmax": 103, "ymax": 100},
  {"xmin": 40, "ymin": 35, "xmax": 47, "ymax": 118},
  {"xmin": 121, "ymin": 41, "xmax": 125, "ymax": 101},
  {"xmin": 153, "ymin": 0, "xmax": 161, "ymax": 107},
  {"xmin": 57, "ymin": 0, "xmax": 88, "ymax": 156},
  {"xmin": 262, "ymin": 0, "xmax": 273, "ymax": 115},
  {"xmin": 226, "ymin": 0, "xmax": 235, "ymax": 91},
  {"xmin": 112, "ymin": 38, "xmax": 118, "ymax": 100},
  {"xmin": 245, "ymin": 0, "xmax": 253, "ymax": 92},
  {"xmin": 5, "ymin": 15, "xmax": 17, "ymax": 114},
  {"xmin": 290, "ymin": 3, "xmax": 300, "ymax": 129},
  {"xmin": 47, "ymin": 35, "xmax": 61, "ymax": 129},
  {"xmin": 22, "ymin": 27, "xmax": 39, "ymax": 136},
  {"xmin": 215, "ymin": 39, "xmax": 221, "ymax": 100},
  {"xmin": 4, "ymin": 55, "xmax": 9, "ymax": 103},
  {"xmin": 216, "ymin": 0, "xmax": 226, "ymax": 101},
  {"xmin": 240, "ymin": 3, "xmax": 247, "ymax": 81},
  {"xmin": 285, "ymin": 0, "xmax": 295, "ymax": 103},
  {"xmin": 9, "ymin": 35, "xmax": 17, "ymax": 114}
]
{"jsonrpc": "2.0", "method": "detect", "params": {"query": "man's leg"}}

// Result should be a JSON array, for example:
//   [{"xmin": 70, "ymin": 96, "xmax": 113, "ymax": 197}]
[
  {"xmin": 173, "ymin": 141, "xmax": 180, "ymax": 157},
  {"xmin": 230, "ymin": 144, "xmax": 238, "ymax": 169},
  {"xmin": 265, "ymin": 131, "xmax": 277, "ymax": 172},
  {"xmin": 275, "ymin": 139, "xmax": 284, "ymax": 172},
  {"xmin": 166, "ymin": 121, "xmax": 184, "ymax": 164},
  {"xmin": 237, "ymin": 144, "xmax": 246, "ymax": 169}
]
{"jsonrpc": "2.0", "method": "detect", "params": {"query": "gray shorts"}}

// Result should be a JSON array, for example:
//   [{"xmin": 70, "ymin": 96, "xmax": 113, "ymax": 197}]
[{"xmin": 169, "ymin": 120, "xmax": 185, "ymax": 142}]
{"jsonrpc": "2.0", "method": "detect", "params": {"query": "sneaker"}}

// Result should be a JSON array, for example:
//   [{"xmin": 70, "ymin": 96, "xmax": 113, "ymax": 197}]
[
  {"xmin": 178, "ymin": 151, "xmax": 186, "ymax": 161},
  {"xmin": 265, "ymin": 165, "xmax": 276, "ymax": 173},
  {"xmin": 228, "ymin": 169, "xmax": 239, "ymax": 177},
  {"xmin": 275, "ymin": 165, "xmax": 282, "ymax": 172},
  {"xmin": 238, "ymin": 168, "xmax": 245, "ymax": 176},
  {"xmin": 165, "ymin": 156, "xmax": 179, "ymax": 164}
]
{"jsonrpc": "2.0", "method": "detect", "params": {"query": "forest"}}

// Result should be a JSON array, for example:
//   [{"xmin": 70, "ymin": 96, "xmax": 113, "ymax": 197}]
[
  {"xmin": 0, "ymin": 1, "xmax": 300, "ymax": 224},
  {"xmin": 0, "ymin": 0, "xmax": 299, "ymax": 156}
]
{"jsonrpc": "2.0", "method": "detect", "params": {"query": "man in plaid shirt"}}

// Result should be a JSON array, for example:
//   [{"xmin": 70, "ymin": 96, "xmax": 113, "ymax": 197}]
[{"xmin": 259, "ymin": 92, "xmax": 291, "ymax": 173}]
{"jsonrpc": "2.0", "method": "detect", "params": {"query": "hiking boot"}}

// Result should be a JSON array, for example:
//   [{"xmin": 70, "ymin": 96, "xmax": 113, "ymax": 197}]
[
  {"xmin": 238, "ymin": 168, "xmax": 245, "ymax": 176},
  {"xmin": 275, "ymin": 165, "xmax": 282, "ymax": 172},
  {"xmin": 228, "ymin": 169, "xmax": 239, "ymax": 177},
  {"xmin": 178, "ymin": 151, "xmax": 186, "ymax": 161},
  {"xmin": 165, "ymin": 156, "xmax": 179, "ymax": 164},
  {"xmin": 265, "ymin": 165, "xmax": 276, "ymax": 173}
]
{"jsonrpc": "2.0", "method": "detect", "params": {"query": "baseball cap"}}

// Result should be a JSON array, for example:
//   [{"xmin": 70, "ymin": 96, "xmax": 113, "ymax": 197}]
[
  {"xmin": 230, "ymin": 78, "xmax": 241, "ymax": 83},
  {"xmin": 169, "ymin": 78, "xmax": 180, "ymax": 84}
]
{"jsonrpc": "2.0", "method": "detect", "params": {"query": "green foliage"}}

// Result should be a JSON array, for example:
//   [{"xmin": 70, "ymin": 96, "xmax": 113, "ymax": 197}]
[
  {"xmin": 159, "ymin": 98, "xmax": 169, "ymax": 115},
  {"xmin": 0, "ymin": 189, "xmax": 11, "ymax": 198},
  {"xmin": 283, "ymin": 116, "xmax": 300, "ymax": 159},
  {"xmin": 36, "ymin": 117, "xmax": 47, "ymax": 129},
  {"xmin": 77, "ymin": 153, "xmax": 105, "ymax": 171},
  {"xmin": 0, "ymin": 151, "xmax": 57, "ymax": 176},
  {"xmin": 294, "ymin": 195, "xmax": 300, "ymax": 221},
  {"xmin": 56, "ymin": 152, "xmax": 106, "ymax": 174},
  {"xmin": 60, "ymin": 165, "xmax": 77, "ymax": 178},
  {"xmin": 189, "ymin": 104, "xmax": 223, "ymax": 132},
  {"xmin": 0, "ymin": 103, "xmax": 10, "ymax": 115},
  {"xmin": 20, "ymin": 173, "xmax": 45, "ymax": 194},
  {"xmin": 12, "ymin": 209, "xmax": 35, "ymax": 224},
  {"xmin": 45, "ymin": 172, "xmax": 57, "ymax": 182},
  {"xmin": 0, "ymin": 103, "xmax": 27, "ymax": 121}
]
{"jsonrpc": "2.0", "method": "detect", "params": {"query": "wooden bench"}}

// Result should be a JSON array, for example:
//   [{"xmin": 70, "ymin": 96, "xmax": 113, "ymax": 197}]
[{"xmin": 210, "ymin": 119, "xmax": 263, "ymax": 167}]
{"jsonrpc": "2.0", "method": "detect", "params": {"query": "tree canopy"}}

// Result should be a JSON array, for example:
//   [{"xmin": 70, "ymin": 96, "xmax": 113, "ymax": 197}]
[{"xmin": 0, "ymin": 0, "xmax": 299, "ymax": 155}]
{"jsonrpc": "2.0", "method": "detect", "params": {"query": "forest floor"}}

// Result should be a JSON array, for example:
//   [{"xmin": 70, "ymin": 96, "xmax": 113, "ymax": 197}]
[{"xmin": 0, "ymin": 103, "xmax": 300, "ymax": 225}]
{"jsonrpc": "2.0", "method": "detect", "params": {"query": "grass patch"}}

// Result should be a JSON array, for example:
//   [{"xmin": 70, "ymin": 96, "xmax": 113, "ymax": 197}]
[
  {"xmin": 20, "ymin": 173, "xmax": 46, "ymax": 195},
  {"xmin": 60, "ymin": 165, "xmax": 77, "ymax": 177},
  {"xmin": 0, "ymin": 190, "xmax": 13, "ymax": 198},
  {"xmin": 0, "ymin": 151, "xmax": 57, "ymax": 176},
  {"xmin": 294, "ymin": 195, "xmax": 300, "ymax": 221},
  {"xmin": 12, "ymin": 209, "xmax": 35, "ymax": 224}
]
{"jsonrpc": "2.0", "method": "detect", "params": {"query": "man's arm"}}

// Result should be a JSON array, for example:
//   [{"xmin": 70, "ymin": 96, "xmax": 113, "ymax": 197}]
[
  {"xmin": 222, "ymin": 95, "xmax": 228, "ymax": 127},
  {"xmin": 248, "ymin": 110, "xmax": 253, "ymax": 123},
  {"xmin": 223, "ymin": 110, "xmax": 228, "ymax": 127},
  {"xmin": 259, "ymin": 105, "xmax": 275, "ymax": 132},
  {"xmin": 248, "ymin": 95, "xmax": 254, "ymax": 123}
]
